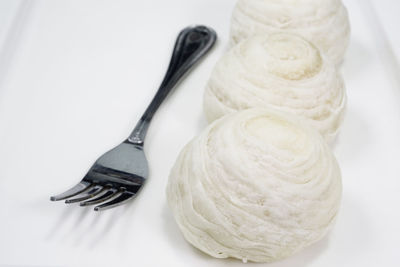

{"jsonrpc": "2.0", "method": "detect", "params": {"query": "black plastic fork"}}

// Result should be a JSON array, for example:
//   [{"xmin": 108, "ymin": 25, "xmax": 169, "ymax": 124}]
[{"xmin": 50, "ymin": 25, "xmax": 217, "ymax": 211}]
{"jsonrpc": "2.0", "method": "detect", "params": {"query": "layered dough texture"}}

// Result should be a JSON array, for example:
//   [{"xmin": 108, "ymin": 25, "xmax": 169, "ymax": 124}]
[
  {"xmin": 204, "ymin": 33, "xmax": 346, "ymax": 142},
  {"xmin": 167, "ymin": 108, "xmax": 342, "ymax": 263},
  {"xmin": 230, "ymin": 0, "xmax": 350, "ymax": 65}
]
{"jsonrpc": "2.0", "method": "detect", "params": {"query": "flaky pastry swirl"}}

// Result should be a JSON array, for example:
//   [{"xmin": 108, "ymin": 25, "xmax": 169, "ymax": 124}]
[
  {"xmin": 230, "ymin": 0, "xmax": 350, "ymax": 65},
  {"xmin": 204, "ymin": 33, "xmax": 346, "ymax": 142},
  {"xmin": 167, "ymin": 108, "xmax": 342, "ymax": 263}
]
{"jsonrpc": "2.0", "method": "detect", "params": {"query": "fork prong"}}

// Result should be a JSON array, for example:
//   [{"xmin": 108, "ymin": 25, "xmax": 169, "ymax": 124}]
[
  {"xmin": 94, "ymin": 191, "xmax": 136, "ymax": 211},
  {"xmin": 50, "ymin": 181, "xmax": 92, "ymax": 201},
  {"xmin": 65, "ymin": 185, "xmax": 105, "ymax": 204},
  {"xmin": 79, "ymin": 188, "xmax": 119, "ymax": 207}
]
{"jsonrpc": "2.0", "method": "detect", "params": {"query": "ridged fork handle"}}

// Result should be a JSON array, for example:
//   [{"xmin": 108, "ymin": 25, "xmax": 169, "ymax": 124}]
[{"xmin": 127, "ymin": 25, "xmax": 217, "ymax": 145}]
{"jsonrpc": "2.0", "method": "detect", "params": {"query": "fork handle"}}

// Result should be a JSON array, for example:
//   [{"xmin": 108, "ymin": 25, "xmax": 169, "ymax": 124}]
[{"xmin": 127, "ymin": 25, "xmax": 217, "ymax": 145}]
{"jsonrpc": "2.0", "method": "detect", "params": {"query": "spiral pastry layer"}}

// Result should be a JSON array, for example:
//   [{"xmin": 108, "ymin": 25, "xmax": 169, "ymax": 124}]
[
  {"xmin": 230, "ymin": 0, "xmax": 350, "ymax": 65},
  {"xmin": 204, "ymin": 33, "xmax": 346, "ymax": 142},
  {"xmin": 167, "ymin": 108, "xmax": 342, "ymax": 263}
]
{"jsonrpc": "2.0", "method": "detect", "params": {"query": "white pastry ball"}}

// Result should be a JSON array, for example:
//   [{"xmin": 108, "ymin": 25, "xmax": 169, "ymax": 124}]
[
  {"xmin": 167, "ymin": 108, "xmax": 342, "ymax": 263},
  {"xmin": 204, "ymin": 33, "xmax": 346, "ymax": 142},
  {"xmin": 230, "ymin": 0, "xmax": 350, "ymax": 65}
]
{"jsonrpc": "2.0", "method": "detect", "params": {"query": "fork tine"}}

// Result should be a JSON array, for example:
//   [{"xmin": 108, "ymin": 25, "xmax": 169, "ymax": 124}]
[
  {"xmin": 94, "ymin": 191, "xmax": 136, "ymax": 211},
  {"xmin": 50, "ymin": 181, "xmax": 92, "ymax": 201},
  {"xmin": 79, "ymin": 188, "xmax": 119, "ymax": 207},
  {"xmin": 65, "ymin": 185, "xmax": 105, "ymax": 204}
]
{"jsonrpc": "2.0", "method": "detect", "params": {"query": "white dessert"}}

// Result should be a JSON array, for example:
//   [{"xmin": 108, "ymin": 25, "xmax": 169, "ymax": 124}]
[
  {"xmin": 230, "ymin": 0, "xmax": 350, "ymax": 65},
  {"xmin": 167, "ymin": 108, "xmax": 342, "ymax": 263},
  {"xmin": 204, "ymin": 33, "xmax": 346, "ymax": 142}
]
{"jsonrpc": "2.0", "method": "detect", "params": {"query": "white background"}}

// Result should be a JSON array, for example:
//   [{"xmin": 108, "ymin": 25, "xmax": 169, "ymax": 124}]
[{"xmin": 0, "ymin": 0, "xmax": 399, "ymax": 266}]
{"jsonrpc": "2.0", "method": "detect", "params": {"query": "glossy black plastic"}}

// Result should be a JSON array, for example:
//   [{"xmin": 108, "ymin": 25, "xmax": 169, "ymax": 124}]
[
  {"xmin": 50, "ymin": 25, "xmax": 217, "ymax": 211},
  {"xmin": 128, "ymin": 25, "xmax": 217, "ymax": 145}
]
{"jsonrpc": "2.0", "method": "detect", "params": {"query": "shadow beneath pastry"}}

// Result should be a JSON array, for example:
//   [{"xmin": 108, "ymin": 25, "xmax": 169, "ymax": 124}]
[
  {"xmin": 161, "ymin": 191, "xmax": 373, "ymax": 266},
  {"xmin": 162, "ymin": 202, "xmax": 330, "ymax": 267},
  {"xmin": 208, "ymin": 235, "xmax": 331, "ymax": 267},
  {"xmin": 262, "ymin": 236, "xmax": 330, "ymax": 267}
]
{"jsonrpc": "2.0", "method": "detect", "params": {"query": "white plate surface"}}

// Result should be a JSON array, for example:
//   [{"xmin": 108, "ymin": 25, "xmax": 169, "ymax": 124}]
[{"xmin": 0, "ymin": 0, "xmax": 399, "ymax": 266}]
